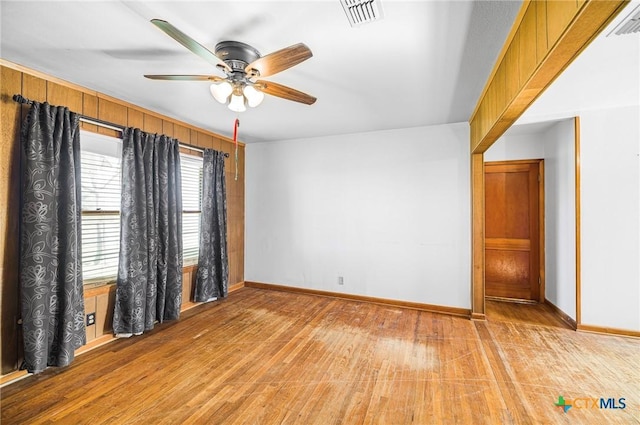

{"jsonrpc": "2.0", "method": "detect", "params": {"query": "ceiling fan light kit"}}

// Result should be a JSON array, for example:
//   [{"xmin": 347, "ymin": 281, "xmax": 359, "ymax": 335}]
[
  {"xmin": 145, "ymin": 19, "xmax": 316, "ymax": 114},
  {"xmin": 209, "ymin": 81, "xmax": 233, "ymax": 103},
  {"xmin": 228, "ymin": 93, "xmax": 247, "ymax": 113},
  {"xmin": 243, "ymin": 85, "xmax": 265, "ymax": 107}
]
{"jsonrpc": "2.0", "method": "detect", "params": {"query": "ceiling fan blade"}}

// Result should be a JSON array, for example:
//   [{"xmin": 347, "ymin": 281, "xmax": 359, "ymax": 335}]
[
  {"xmin": 255, "ymin": 80, "xmax": 316, "ymax": 105},
  {"xmin": 144, "ymin": 74, "xmax": 225, "ymax": 82},
  {"xmin": 151, "ymin": 19, "xmax": 231, "ymax": 72},
  {"xmin": 245, "ymin": 43, "xmax": 312, "ymax": 78}
]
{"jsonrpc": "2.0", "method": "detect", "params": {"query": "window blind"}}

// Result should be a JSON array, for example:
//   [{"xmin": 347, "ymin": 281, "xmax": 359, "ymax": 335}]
[
  {"xmin": 181, "ymin": 153, "xmax": 203, "ymax": 262},
  {"xmin": 81, "ymin": 214, "xmax": 120, "ymax": 281},
  {"xmin": 80, "ymin": 133, "xmax": 122, "ymax": 282}
]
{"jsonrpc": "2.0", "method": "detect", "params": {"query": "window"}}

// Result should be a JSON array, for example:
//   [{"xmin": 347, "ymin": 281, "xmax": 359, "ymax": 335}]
[
  {"xmin": 79, "ymin": 131, "xmax": 203, "ymax": 283},
  {"xmin": 181, "ymin": 153, "xmax": 203, "ymax": 264},
  {"xmin": 80, "ymin": 131, "xmax": 122, "ymax": 282}
]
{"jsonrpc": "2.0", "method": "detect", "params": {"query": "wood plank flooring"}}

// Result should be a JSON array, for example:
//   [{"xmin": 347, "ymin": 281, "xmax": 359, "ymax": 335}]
[
  {"xmin": 485, "ymin": 299, "xmax": 571, "ymax": 329},
  {"xmin": 1, "ymin": 288, "xmax": 638, "ymax": 424}
]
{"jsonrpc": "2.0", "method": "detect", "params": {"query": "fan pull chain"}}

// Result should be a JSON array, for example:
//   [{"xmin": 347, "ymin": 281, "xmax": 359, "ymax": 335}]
[{"xmin": 233, "ymin": 118, "xmax": 240, "ymax": 181}]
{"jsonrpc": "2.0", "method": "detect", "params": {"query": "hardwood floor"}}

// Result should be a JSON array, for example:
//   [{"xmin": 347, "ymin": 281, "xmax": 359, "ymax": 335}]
[
  {"xmin": 2, "ymin": 288, "xmax": 638, "ymax": 424},
  {"xmin": 485, "ymin": 299, "xmax": 572, "ymax": 329}
]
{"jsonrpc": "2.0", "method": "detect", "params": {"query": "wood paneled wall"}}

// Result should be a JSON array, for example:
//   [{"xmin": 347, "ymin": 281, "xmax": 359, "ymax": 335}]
[
  {"xmin": 469, "ymin": 0, "xmax": 628, "ymax": 153},
  {"xmin": 0, "ymin": 65, "xmax": 23, "ymax": 376},
  {"xmin": 0, "ymin": 60, "xmax": 245, "ymax": 375}
]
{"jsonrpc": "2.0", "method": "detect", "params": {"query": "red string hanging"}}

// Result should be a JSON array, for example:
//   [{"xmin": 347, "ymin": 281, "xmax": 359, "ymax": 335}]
[{"xmin": 233, "ymin": 118, "xmax": 239, "ymax": 181}]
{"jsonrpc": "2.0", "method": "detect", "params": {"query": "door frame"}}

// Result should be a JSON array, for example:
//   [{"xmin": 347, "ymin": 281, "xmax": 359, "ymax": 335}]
[
  {"xmin": 483, "ymin": 159, "xmax": 545, "ymax": 304},
  {"xmin": 471, "ymin": 118, "xmax": 581, "ymax": 322}
]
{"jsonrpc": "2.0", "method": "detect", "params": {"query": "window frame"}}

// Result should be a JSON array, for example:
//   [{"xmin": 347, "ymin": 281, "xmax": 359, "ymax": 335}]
[
  {"xmin": 180, "ymin": 148, "xmax": 204, "ymax": 266},
  {"xmin": 79, "ymin": 131, "xmax": 123, "ymax": 285}
]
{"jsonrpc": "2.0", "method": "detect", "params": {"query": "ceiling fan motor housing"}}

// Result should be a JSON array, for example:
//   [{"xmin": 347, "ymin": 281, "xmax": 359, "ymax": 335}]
[{"xmin": 215, "ymin": 41, "xmax": 261, "ymax": 75}]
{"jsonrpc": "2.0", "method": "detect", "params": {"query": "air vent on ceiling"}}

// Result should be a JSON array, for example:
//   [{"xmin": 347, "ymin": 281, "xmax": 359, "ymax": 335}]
[
  {"xmin": 608, "ymin": 4, "xmax": 640, "ymax": 36},
  {"xmin": 340, "ymin": 0, "xmax": 384, "ymax": 27}
]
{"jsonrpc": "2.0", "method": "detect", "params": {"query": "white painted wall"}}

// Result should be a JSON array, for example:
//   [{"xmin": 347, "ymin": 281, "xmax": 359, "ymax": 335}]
[
  {"xmin": 245, "ymin": 123, "xmax": 471, "ymax": 309},
  {"xmin": 484, "ymin": 133, "xmax": 544, "ymax": 162},
  {"xmin": 579, "ymin": 106, "xmax": 640, "ymax": 330},
  {"xmin": 542, "ymin": 120, "xmax": 576, "ymax": 320}
]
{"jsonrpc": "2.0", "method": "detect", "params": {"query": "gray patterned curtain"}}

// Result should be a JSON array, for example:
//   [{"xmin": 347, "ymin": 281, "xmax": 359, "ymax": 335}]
[
  {"xmin": 194, "ymin": 149, "xmax": 228, "ymax": 301},
  {"xmin": 19, "ymin": 102, "xmax": 85, "ymax": 374},
  {"xmin": 113, "ymin": 128, "xmax": 183, "ymax": 337}
]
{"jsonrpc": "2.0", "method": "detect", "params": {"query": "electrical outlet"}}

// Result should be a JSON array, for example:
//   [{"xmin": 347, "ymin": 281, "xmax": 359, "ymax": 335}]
[
  {"xmin": 86, "ymin": 313, "xmax": 96, "ymax": 326},
  {"xmin": 338, "ymin": 276, "xmax": 344, "ymax": 285}
]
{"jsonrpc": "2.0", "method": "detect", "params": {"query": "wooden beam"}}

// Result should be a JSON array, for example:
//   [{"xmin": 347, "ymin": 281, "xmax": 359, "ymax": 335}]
[
  {"xmin": 470, "ymin": 0, "xmax": 628, "ymax": 153},
  {"xmin": 471, "ymin": 153, "xmax": 485, "ymax": 320}
]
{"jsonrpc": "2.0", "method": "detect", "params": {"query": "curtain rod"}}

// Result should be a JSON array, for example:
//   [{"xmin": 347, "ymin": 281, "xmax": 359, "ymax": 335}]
[{"xmin": 12, "ymin": 94, "xmax": 230, "ymax": 158}]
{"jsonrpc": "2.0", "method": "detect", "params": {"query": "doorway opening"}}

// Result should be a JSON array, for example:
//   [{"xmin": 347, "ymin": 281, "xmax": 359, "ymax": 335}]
[{"xmin": 479, "ymin": 118, "xmax": 580, "ymax": 330}]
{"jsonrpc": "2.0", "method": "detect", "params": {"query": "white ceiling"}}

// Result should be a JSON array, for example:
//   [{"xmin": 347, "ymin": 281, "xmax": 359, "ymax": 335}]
[{"xmin": 0, "ymin": 0, "xmax": 522, "ymax": 143}]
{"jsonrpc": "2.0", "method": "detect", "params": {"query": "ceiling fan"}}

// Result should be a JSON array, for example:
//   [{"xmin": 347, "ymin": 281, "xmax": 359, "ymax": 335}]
[{"xmin": 144, "ymin": 19, "xmax": 317, "ymax": 112}]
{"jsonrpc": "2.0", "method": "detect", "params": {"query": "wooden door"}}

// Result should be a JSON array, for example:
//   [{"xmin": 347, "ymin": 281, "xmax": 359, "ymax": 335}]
[{"xmin": 485, "ymin": 160, "xmax": 542, "ymax": 302}]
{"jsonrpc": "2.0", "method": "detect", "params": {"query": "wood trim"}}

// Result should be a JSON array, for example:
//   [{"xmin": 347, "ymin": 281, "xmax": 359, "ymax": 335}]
[
  {"xmin": 179, "ymin": 146, "xmax": 204, "ymax": 157},
  {"xmin": 484, "ymin": 163, "xmax": 531, "ymax": 173},
  {"xmin": 487, "ymin": 296, "xmax": 537, "ymax": 305},
  {"xmin": 83, "ymin": 283, "xmax": 116, "ymax": 298},
  {"xmin": 538, "ymin": 159, "xmax": 545, "ymax": 303},
  {"xmin": 183, "ymin": 264, "xmax": 198, "ymax": 273},
  {"xmin": 75, "ymin": 334, "xmax": 116, "ymax": 355},
  {"xmin": 470, "ymin": 312, "xmax": 486, "ymax": 321},
  {"xmin": 544, "ymin": 298, "xmax": 577, "ymax": 330},
  {"xmin": 471, "ymin": 153, "xmax": 485, "ymax": 319},
  {"xmin": 0, "ymin": 370, "xmax": 29, "ymax": 388},
  {"xmin": 577, "ymin": 324, "xmax": 640, "ymax": 339},
  {"xmin": 574, "ymin": 116, "xmax": 582, "ymax": 325},
  {"xmin": 0, "ymin": 58, "xmax": 245, "ymax": 147},
  {"xmin": 484, "ymin": 159, "xmax": 543, "ymax": 168},
  {"xmin": 229, "ymin": 281, "xmax": 245, "ymax": 293},
  {"xmin": 244, "ymin": 281, "xmax": 471, "ymax": 318},
  {"xmin": 180, "ymin": 301, "xmax": 201, "ymax": 313}
]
